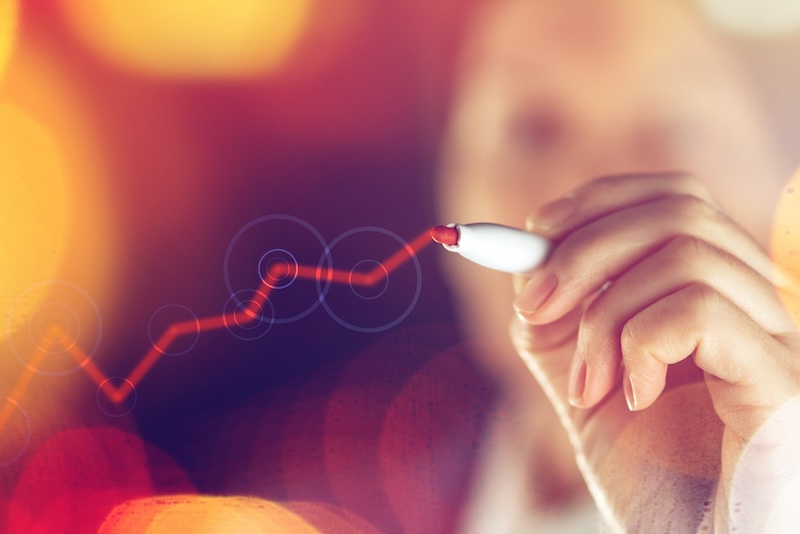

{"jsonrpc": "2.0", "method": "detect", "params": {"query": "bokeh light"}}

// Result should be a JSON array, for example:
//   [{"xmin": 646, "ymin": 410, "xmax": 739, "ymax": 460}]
[
  {"xmin": 8, "ymin": 427, "xmax": 194, "ymax": 532},
  {"xmin": 58, "ymin": 0, "xmax": 313, "ymax": 78},
  {"xmin": 697, "ymin": 0, "xmax": 800, "ymax": 36},
  {"xmin": 0, "ymin": 39, "xmax": 117, "ymax": 352},
  {"xmin": 0, "ymin": 105, "xmax": 71, "ymax": 344},
  {"xmin": 100, "ymin": 496, "xmax": 321, "ymax": 533},
  {"xmin": 771, "ymin": 167, "xmax": 800, "ymax": 327},
  {"xmin": 0, "ymin": 0, "xmax": 15, "ymax": 77}
]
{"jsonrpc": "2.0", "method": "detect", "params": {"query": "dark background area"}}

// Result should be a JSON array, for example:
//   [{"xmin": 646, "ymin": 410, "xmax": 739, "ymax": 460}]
[{"xmin": 0, "ymin": 1, "xmax": 499, "ymax": 532}]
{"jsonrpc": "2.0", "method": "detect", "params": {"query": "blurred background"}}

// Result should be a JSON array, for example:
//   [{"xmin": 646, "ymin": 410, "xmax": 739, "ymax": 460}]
[
  {"xmin": 1, "ymin": 0, "xmax": 800, "ymax": 532},
  {"xmin": 0, "ymin": 0, "xmax": 495, "ymax": 531}
]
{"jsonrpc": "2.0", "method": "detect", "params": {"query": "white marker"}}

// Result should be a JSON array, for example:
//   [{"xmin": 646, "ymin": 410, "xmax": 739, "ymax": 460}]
[{"xmin": 430, "ymin": 223, "xmax": 551, "ymax": 274}]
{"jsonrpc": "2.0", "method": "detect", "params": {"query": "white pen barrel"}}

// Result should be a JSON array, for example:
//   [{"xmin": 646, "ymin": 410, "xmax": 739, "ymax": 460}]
[{"xmin": 443, "ymin": 223, "xmax": 550, "ymax": 274}]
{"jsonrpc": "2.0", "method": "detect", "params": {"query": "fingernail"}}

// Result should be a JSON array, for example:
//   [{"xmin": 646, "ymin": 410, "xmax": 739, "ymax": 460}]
[
  {"xmin": 568, "ymin": 357, "xmax": 587, "ymax": 406},
  {"xmin": 527, "ymin": 196, "xmax": 576, "ymax": 231},
  {"xmin": 513, "ymin": 270, "xmax": 558, "ymax": 315},
  {"xmin": 623, "ymin": 370, "xmax": 638, "ymax": 411}
]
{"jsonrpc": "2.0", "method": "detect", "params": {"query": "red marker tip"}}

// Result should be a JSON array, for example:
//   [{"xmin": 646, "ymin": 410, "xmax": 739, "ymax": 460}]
[{"xmin": 430, "ymin": 225, "xmax": 459, "ymax": 246}]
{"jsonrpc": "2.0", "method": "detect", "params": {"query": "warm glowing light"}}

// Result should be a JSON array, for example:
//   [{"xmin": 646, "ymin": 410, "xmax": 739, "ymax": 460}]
[
  {"xmin": 0, "ymin": 0, "xmax": 16, "ymax": 77},
  {"xmin": 772, "ymin": 167, "xmax": 800, "ymax": 328},
  {"xmin": 59, "ymin": 0, "xmax": 313, "ymax": 78},
  {"xmin": 0, "ymin": 41, "xmax": 117, "ymax": 358},
  {"xmin": 697, "ymin": 0, "xmax": 800, "ymax": 35},
  {"xmin": 99, "ymin": 496, "xmax": 321, "ymax": 533},
  {"xmin": 0, "ymin": 105, "xmax": 71, "ymax": 343}
]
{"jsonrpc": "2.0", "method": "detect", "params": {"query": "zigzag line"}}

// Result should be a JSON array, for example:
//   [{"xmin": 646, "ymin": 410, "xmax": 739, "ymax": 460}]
[{"xmin": 0, "ymin": 229, "xmax": 433, "ymax": 430}]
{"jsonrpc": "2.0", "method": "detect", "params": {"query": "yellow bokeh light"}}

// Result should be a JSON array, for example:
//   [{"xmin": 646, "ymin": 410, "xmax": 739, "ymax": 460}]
[
  {"xmin": 0, "ymin": 39, "xmax": 117, "ymax": 362},
  {"xmin": 771, "ymin": 167, "xmax": 800, "ymax": 327},
  {"xmin": 99, "ymin": 496, "xmax": 322, "ymax": 533},
  {"xmin": 59, "ymin": 0, "xmax": 312, "ymax": 78},
  {"xmin": 0, "ymin": 0, "xmax": 16, "ymax": 77},
  {"xmin": 0, "ymin": 105, "xmax": 71, "ymax": 342}
]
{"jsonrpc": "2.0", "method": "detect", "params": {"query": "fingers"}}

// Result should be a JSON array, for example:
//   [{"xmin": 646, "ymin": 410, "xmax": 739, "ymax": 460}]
[
  {"xmin": 511, "ymin": 173, "xmax": 798, "ymax": 424},
  {"xmin": 526, "ymin": 172, "xmax": 718, "ymax": 238},
  {"xmin": 618, "ymin": 284, "xmax": 793, "ymax": 427},
  {"xmin": 514, "ymin": 188, "xmax": 773, "ymax": 325},
  {"xmin": 570, "ymin": 235, "xmax": 795, "ymax": 408}
]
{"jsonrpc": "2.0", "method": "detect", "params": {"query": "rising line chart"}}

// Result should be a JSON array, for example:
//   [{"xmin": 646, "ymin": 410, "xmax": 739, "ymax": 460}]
[{"xmin": 0, "ymin": 218, "xmax": 435, "ymax": 466}]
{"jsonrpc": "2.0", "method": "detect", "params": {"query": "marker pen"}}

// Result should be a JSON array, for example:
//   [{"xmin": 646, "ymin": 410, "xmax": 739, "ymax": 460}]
[{"xmin": 430, "ymin": 223, "xmax": 551, "ymax": 274}]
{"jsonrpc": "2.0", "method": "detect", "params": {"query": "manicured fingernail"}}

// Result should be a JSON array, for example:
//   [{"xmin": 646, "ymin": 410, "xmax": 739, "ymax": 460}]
[
  {"xmin": 623, "ymin": 370, "xmax": 638, "ymax": 411},
  {"xmin": 527, "ymin": 196, "xmax": 576, "ymax": 231},
  {"xmin": 568, "ymin": 356, "xmax": 587, "ymax": 406},
  {"xmin": 513, "ymin": 270, "xmax": 558, "ymax": 315}
]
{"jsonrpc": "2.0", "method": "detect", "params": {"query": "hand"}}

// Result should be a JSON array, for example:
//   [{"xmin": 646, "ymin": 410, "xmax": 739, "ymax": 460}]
[{"xmin": 510, "ymin": 173, "xmax": 800, "ymax": 531}]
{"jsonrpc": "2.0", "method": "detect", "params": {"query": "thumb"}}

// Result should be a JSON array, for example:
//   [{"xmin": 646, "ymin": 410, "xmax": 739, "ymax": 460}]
[{"xmin": 509, "ymin": 306, "xmax": 583, "ymax": 416}]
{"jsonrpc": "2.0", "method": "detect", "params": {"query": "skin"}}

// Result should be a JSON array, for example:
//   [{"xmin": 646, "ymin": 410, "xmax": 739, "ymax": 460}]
[
  {"xmin": 439, "ymin": 0, "xmax": 800, "ymax": 529},
  {"xmin": 516, "ymin": 173, "xmax": 800, "ymax": 530}
]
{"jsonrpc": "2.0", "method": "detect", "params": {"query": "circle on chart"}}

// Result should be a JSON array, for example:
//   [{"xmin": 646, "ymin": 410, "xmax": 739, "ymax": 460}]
[
  {"xmin": 7, "ymin": 280, "xmax": 102, "ymax": 376},
  {"xmin": 30, "ymin": 302, "xmax": 79, "ymax": 353},
  {"xmin": 317, "ymin": 227, "xmax": 422, "ymax": 333},
  {"xmin": 147, "ymin": 304, "xmax": 200, "ymax": 356},
  {"xmin": 223, "ymin": 289, "xmax": 275, "ymax": 341},
  {"xmin": 349, "ymin": 259, "xmax": 389, "ymax": 300},
  {"xmin": 224, "ymin": 214, "xmax": 329, "ymax": 324},
  {"xmin": 96, "ymin": 377, "xmax": 137, "ymax": 417},
  {"xmin": 258, "ymin": 248, "xmax": 299, "ymax": 289},
  {"xmin": 0, "ymin": 396, "xmax": 31, "ymax": 467}
]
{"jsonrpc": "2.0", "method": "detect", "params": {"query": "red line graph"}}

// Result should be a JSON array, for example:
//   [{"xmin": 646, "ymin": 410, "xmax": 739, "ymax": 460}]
[{"xmin": 1, "ymin": 229, "xmax": 434, "ymax": 425}]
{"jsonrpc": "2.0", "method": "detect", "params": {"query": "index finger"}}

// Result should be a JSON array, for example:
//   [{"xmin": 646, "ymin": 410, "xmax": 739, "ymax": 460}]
[{"xmin": 526, "ymin": 172, "xmax": 718, "ymax": 239}]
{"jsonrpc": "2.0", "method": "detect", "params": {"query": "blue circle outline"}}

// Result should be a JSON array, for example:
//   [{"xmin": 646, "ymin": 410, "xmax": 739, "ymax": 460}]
[
  {"xmin": 349, "ymin": 259, "xmax": 389, "ymax": 300},
  {"xmin": 7, "ymin": 280, "xmax": 103, "ymax": 376},
  {"xmin": 223, "ymin": 289, "xmax": 276, "ymax": 341},
  {"xmin": 257, "ymin": 248, "xmax": 299, "ymax": 290},
  {"xmin": 223, "ymin": 215, "xmax": 329, "ymax": 325},
  {"xmin": 96, "ymin": 377, "xmax": 137, "ymax": 418},
  {"xmin": 147, "ymin": 303, "xmax": 200, "ymax": 356},
  {"xmin": 316, "ymin": 227, "xmax": 422, "ymax": 333}
]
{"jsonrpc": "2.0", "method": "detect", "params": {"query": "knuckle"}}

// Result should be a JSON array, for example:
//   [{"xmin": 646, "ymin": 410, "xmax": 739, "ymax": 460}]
[
  {"xmin": 590, "ymin": 171, "xmax": 698, "ymax": 194},
  {"xmin": 682, "ymin": 283, "xmax": 721, "ymax": 316},
  {"xmin": 620, "ymin": 318, "xmax": 661, "ymax": 373},
  {"xmin": 578, "ymin": 298, "xmax": 618, "ymax": 360},
  {"xmin": 675, "ymin": 174, "xmax": 721, "ymax": 207},
  {"xmin": 590, "ymin": 173, "xmax": 629, "ymax": 189},
  {"xmin": 620, "ymin": 320, "xmax": 643, "ymax": 357},
  {"xmin": 578, "ymin": 174, "xmax": 633, "ymax": 201},
  {"xmin": 581, "ymin": 296, "xmax": 604, "ymax": 330},
  {"xmin": 570, "ymin": 226, "xmax": 605, "ymax": 253},
  {"xmin": 670, "ymin": 171, "xmax": 707, "ymax": 196},
  {"xmin": 669, "ymin": 192, "xmax": 716, "ymax": 219},
  {"xmin": 664, "ymin": 234, "xmax": 710, "ymax": 263}
]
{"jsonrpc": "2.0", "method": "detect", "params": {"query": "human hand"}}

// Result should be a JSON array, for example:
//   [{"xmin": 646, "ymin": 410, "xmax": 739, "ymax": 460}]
[{"xmin": 510, "ymin": 173, "xmax": 800, "ymax": 531}]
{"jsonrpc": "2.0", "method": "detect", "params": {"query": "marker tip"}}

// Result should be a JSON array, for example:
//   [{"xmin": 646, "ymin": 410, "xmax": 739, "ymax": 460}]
[{"xmin": 431, "ymin": 225, "xmax": 459, "ymax": 246}]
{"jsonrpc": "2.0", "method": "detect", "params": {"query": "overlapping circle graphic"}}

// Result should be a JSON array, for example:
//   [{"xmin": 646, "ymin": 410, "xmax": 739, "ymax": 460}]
[
  {"xmin": 96, "ymin": 377, "xmax": 137, "ymax": 417},
  {"xmin": 258, "ymin": 248, "xmax": 299, "ymax": 290},
  {"xmin": 223, "ymin": 289, "xmax": 276, "ymax": 341},
  {"xmin": 0, "ymin": 218, "xmax": 428, "ymax": 469},
  {"xmin": 317, "ymin": 227, "xmax": 422, "ymax": 333},
  {"xmin": 6, "ymin": 280, "xmax": 102, "ymax": 376},
  {"xmin": 224, "ymin": 215, "xmax": 329, "ymax": 325},
  {"xmin": 147, "ymin": 304, "xmax": 200, "ymax": 356}
]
